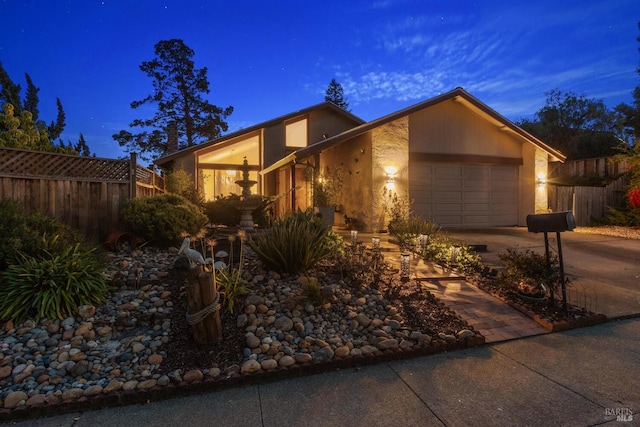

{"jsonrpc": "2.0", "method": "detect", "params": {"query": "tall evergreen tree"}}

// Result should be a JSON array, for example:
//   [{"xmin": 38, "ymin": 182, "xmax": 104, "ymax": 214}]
[
  {"xmin": 23, "ymin": 74, "xmax": 39, "ymax": 120},
  {"xmin": 113, "ymin": 39, "xmax": 233, "ymax": 160},
  {"xmin": 0, "ymin": 62, "xmax": 66, "ymax": 143},
  {"xmin": 0, "ymin": 62, "xmax": 22, "ymax": 112},
  {"xmin": 325, "ymin": 78, "xmax": 350, "ymax": 111},
  {"xmin": 46, "ymin": 98, "xmax": 66, "ymax": 140},
  {"xmin": 73, "ymin": 133, "xmax": 91, "ymax": 156}
]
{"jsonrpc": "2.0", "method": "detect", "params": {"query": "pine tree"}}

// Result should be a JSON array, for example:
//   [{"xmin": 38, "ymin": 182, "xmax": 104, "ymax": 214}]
[
  {"xmin": 0, "ymin": 62, "xmax": 66, "ymax": 144},
  {"xmin": 113, "ymin": 39, "xmax": 233, "ymax": 160},
  {"xmin": 324, "ymin": 78, "xmax": 350, "ymax": 111}
]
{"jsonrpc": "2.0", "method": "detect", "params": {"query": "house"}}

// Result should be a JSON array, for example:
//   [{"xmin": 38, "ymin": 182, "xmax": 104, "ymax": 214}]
[
  {"xmin": 155, "ymin": 87, "xmax": 566, "ymax": 230},
  {"xmin": 155, "ymin": 102, "xmax": 364, "ymax": 205}
]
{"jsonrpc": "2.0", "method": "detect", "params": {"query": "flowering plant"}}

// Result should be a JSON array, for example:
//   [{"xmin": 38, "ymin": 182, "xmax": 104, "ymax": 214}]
[{"xmin": 627, "ymin": 187, "xmax": 640, "ymax": 209}]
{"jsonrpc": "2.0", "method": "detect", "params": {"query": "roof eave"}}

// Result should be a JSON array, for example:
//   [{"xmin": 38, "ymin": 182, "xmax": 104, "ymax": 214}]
[{"xmin": 155, "ymin": 102, "xmax": 366, "ymax": 167}]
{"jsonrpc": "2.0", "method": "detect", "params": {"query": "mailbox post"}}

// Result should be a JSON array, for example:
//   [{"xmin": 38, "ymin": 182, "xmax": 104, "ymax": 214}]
[{"xmin": 526, "ymin": 211, "xmax": 576, "ymax": 312}]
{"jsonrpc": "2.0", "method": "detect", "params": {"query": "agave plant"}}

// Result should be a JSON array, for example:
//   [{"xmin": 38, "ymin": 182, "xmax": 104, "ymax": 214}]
[{"xmin": 249, "ymin": 208, "xmax": 344, "ymax": 274}]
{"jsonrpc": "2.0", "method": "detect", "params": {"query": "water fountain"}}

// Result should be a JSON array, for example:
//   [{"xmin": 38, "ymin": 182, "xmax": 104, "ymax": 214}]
[{"xmin": 235, "ymin": 157, "xmax": 259, "ymax": 231}]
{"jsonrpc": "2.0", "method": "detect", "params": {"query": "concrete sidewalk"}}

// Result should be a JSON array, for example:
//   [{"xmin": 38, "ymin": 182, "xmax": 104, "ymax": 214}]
[{"xmin": 7, "ymin": 318, "xmax": 637, "ymax": 426}]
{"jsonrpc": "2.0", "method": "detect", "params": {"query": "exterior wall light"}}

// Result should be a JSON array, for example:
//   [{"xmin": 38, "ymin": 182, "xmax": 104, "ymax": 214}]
[
  {"xmin": 385, "ymin": 166, "xmax": 397, "ymax": 191},
  {"xmin": 400, "ymin": 252, "xmax": 411, "ymax": 282},
  {"xmin": 384, "ymin": 166, "xmax": 397, "ymax": 181},
  {"xmin": 536, "ymin": 173, "xmax": 547, "ymax": 187}
]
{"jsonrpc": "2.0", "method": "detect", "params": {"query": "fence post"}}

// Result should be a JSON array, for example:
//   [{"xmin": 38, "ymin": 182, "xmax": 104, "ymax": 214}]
[{"xmin": 129, "ymin": 152, "xmax": 137, "ymax": 199}]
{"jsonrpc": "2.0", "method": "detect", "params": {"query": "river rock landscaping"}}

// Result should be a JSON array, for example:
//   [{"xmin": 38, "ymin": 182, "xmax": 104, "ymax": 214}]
[{"xmin": 0, "ymin": 238, "xmax": 482, "ymax": 421}]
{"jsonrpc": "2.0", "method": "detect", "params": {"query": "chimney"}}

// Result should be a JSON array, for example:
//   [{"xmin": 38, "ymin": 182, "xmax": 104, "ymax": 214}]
[{"xmin": 167, "ymin": 121, "xmax": 178, "ymax": 153}]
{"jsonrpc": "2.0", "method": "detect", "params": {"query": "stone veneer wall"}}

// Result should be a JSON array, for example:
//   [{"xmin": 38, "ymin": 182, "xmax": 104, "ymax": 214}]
[{"xmin": 371, "ymin": 117, "xmax": 409, "ymax": 232}]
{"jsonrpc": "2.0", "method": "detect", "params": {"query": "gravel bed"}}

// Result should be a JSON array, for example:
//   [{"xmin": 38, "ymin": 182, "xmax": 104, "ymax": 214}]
[{"xmin": 0, "ymin": 241, "xmax": 480, "ymax": 420}]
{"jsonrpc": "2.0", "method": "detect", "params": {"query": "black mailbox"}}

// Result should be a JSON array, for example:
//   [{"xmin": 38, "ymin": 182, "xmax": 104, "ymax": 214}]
[{"xmin": 526, "ymin": 211, "xmax": 576, "ymax": 233}]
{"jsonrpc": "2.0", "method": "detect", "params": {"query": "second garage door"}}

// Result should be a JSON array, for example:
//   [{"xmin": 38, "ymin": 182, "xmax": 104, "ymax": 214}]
[{"xmin": 409, "ymin": 163, "xmax": 519, "ymax": 228}]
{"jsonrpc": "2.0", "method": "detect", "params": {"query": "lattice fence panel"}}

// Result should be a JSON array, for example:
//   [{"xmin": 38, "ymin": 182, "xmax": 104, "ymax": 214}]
[{"xmin": 0, "ymin": 147, "xmax": 129, "ymax": 181}]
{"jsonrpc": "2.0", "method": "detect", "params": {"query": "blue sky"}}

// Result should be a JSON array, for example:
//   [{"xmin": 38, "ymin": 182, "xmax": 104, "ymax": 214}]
[{"xmin": 1, "ymin": 0, "xmax": 638, "ymax": 161}]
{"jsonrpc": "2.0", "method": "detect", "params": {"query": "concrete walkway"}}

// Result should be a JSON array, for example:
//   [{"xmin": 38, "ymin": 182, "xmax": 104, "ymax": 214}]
[
  {"xmin": 446, "ymin": 227, "xmax": 640, "ymax": 319},
  {"xmin": 7, "ymin": 318, "xmax": 638, "ymax": 426}
]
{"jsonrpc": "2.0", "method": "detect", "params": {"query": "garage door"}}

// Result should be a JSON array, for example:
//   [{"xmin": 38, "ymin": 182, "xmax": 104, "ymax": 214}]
[{"xmin": 409, "ymin": 163, "xmax": 518, "ymax": 228}]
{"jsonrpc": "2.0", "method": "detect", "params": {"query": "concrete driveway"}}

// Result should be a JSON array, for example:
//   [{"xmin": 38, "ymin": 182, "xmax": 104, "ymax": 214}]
[{"xmin": 445, "ymin": 227, "xmax": 640, "ymax": 319}]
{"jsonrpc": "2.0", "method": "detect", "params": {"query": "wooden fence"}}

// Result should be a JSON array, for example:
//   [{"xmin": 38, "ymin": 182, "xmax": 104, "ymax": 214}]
[
  {"xmin": 548, "ymin": 176, "xmax": 628, "ymax": 226},
  {"xmin": 0, "ymin": 147, "xmax": 164, "ymax": 241},
  {"xmin": 549, "ymin": 157, "xmax": 628, "ymax": 179}
]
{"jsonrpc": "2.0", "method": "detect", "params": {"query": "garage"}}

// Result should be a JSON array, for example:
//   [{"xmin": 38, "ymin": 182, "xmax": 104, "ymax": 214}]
[{"xmin": 409, "ymin": 162, "xmax": 519, "ymax": 228}]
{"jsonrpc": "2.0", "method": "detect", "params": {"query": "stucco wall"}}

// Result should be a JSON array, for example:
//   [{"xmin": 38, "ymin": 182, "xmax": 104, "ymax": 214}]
[
  {"xmin": 263, "ymin": 125, "xmax": 285, "ymax": 168},
  {"xmin": 409, "ymin": 100, "xmax": 521, "ymax": 158},
  {"xmin": 520, "ymin": 143, "xmax": 549, "ymax": 223},
  {"xmin": 319, "ymin": 133, "xmax": 372, "ymax": 229},
  {"xmin": 534, "ymin": 148, "xmax": 549, "ymax": 214},
  {"xmin": 308, "ymin": 109, "xmax": 361, "ymax": 142}
]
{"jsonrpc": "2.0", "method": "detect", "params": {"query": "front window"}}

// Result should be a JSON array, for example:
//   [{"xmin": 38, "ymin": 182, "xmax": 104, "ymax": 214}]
[{"xmin": 200, "ymin": 168, "xmax": 259, "ymax": 201}]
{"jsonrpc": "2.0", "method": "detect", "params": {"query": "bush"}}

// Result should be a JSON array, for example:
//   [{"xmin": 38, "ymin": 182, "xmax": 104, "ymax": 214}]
[
  {"xmin": 165, "ymin": 168, "xmax": 204, "ymax": 206},
  {"xmin": 389, "ymin": 215, "xmax": 440, "ymax": 247},
  {"xmin": 0, "ymin": 199, "xmax": 89, "ymax": 270},
  {"xmin": 204, "ymin": 195, "xmax": 241, "ymax": 226},
  {"xmin": 204, "ymin": 194, "xmax": 271, "ymax": 227},
  {"xmin": 0, "ymin": 199, "xmax": 28, "ymax": 269},
  {"xmin": 0, "ymin": 235, "xmax": 110, "ymax": 322},
  {"xmin": 593, "ymin": 206, "xmax": 640, "ymax": 227},
  {"xmin": 121, "ymin": 194, "xmax": 207, "ymax": 244},
  {"xmin": 498, "ymin": 248, "xmax": 561, "ymax": 293},
  {"xmin": 422, "ymin": 233, "xmax": 482, "ymax": 275},
  {"xmin": 303, "ymin": 277, "xmax": 324, "ymax": 306},
  {"xmin": 249, "ymin": 208, "xmax": 344, "ymax": 274}
]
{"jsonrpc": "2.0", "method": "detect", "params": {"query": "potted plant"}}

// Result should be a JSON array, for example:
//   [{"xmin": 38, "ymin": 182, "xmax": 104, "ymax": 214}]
[{"xmin": 312, "ymin": 166, "xmax": 343, "ymax": 226}]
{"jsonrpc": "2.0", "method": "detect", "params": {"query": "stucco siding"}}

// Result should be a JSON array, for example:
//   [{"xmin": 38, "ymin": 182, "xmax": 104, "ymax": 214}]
[
  {"xmin": 320, "ymin": 133, "xmax": 372, "ymax": 229},
  {"xmin": 408, "ymin": 99, "xmax": 521, "ymax": 158},
  {"xmin": 308, "ymin": 109, "xmax": 360, "ymax": 143}
]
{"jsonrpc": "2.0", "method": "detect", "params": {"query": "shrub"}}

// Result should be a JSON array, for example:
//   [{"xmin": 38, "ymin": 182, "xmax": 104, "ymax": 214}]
[
  {"xmin": 594, "ymin": 206, "xmax": 640, "ymax": 227},
  {"xmin": 204, "ymin": 194, "xmax": 271, "ymax": 227},
  {"xmin": 0, "ymin": 199, "xmax": 90, "ymax": 270},
  {"xmin": 121, "ymin": 194, "xmax": 207, "ymax": 244},
  {"xmin": 389, "ymin": 215, "xmax": 440, "ymax": 247},
  {"xmin": 204, "ymin": 195, "xmax": 241, "ymax": 226},
  {"xmin": 383, "ymin": 188, "xmax": 411, "ymax": 234},
  {"xmin": 498, "ymin": 248, "xmax": 561, "ymax": 293},
  {"xmin": 303, "ymin": 277, "xmax": 324, "ymax": 306},
  {"xmin": 0, "ymin": 235, "xmax": 110, "ymax": 322},
  {"xmin": 165, "ymin": 168, "xmax": 204, "ymax": 206},
  {"xmin": 249, "ymin": 208, "xmax": 344, "ymax": 274},
  {"xmin": 0, "ymin": 199, "xmax": 29, "ymax": 269},
  {"xmin": 422, "ymin": 233, "xmax": 482, "ymax": 275}
]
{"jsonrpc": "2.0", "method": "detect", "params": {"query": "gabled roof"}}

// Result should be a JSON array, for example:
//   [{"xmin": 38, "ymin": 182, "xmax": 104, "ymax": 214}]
[
  {"xmin": 154, "ymin": 101, "xmax": 365, "ymax": 166},
  {"xmin": 261, "ymin": 87, "xmax": 566, "ymax": 175}
]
